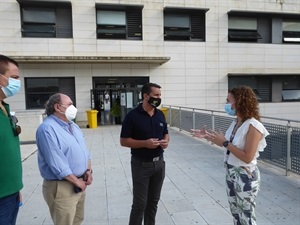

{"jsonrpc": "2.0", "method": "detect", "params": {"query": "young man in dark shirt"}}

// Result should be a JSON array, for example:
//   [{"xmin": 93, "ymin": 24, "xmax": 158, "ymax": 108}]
[{"xmin": 120, "ymin": 82, "xmax": 169, "ymax": 225}]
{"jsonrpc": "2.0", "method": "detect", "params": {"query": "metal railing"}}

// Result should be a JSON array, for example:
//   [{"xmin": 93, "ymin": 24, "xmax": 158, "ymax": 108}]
[{"xmin": 162, "ymin": 105, "xmax": 300, "ymax": 175}]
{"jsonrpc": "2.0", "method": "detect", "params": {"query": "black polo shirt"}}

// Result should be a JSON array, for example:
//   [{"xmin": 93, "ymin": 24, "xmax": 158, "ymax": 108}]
[{"xmin": 120, "ymin": 103, "xmax": 168, "ymax": 159}]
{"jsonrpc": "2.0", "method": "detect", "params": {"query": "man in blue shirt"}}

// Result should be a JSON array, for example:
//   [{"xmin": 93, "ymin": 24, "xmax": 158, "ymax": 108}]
[
  {"xmin": 36, "ymin": 93, "xmax": 92, "ymax": 225},
  {"xmin": 120, "ymin": 83, "xmax": 169, "ymax": 225}
]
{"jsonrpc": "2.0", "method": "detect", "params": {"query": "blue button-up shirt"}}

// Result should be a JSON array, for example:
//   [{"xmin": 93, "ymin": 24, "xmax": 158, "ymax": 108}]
[{"xmin": 36, "ymin": 115, "xmax": 90, "ymax": 180}]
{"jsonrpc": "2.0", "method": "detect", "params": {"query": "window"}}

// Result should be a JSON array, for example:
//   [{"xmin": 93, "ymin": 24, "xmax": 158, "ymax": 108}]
[
  {"xmin": 25, "ymin": 77, "xmax": 75, "ymax": 109},
  {"xmin": 282, "ymin": 20, "xmax": 300, "ymax": 43},
  {"xmin": 282, "ymin": 76, "xmax": 300, "ymax": 101},
  {"xmin": 228, "ymin": 17, "xmax": 262, "ymax": 42},
  {"xmin": 96, "ymin": 4, "xmax": 143, "ymax": 40},
  {"xmin": 227, "ymin": 10, "xmax": 300, "ymax": 44},
  {"xmin": 228, "ymin": 75, "xmax": 271, "ymax": 102},
  {"xmin": 17, "ymin": 0, "xmax": 73, "ymax": 38},
  {"xmin": 228, "ymin": 74, "xmax": 300, "ymax": 102},
  {"xmin": 164, "ymin": 7, "xmax": 208, "ymax": 41}
]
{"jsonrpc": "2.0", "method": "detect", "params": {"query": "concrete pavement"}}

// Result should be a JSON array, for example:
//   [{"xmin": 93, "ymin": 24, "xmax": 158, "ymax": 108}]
[{"xmin": 17, "ymin": 125, "xmax": 300, "ymax": 225}]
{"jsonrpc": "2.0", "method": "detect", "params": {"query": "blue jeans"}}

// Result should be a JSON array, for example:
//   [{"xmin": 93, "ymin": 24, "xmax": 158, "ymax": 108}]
[{"xmin": 0, "ymin": 192, "xmax": 20, "ymax": 225}]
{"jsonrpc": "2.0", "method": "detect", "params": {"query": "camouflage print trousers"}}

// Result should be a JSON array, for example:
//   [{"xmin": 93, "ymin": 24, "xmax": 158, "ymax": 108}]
[{"xmin": 225, "ymin": 163, "xmax": 261, "ymax": 225}]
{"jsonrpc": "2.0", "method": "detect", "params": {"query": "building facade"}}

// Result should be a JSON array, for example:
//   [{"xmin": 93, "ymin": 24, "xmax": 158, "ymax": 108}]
[{"xmin": 0, "ymin": 0, "xmax": 299, "ymax": 129}]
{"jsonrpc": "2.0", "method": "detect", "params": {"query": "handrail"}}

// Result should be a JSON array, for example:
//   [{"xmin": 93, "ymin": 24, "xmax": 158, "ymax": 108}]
[
  {"xmin": 162, "ymin": 104, "xmax": 300, "ymax": 124},
  {"xmin": 161, "ymin": 104, "xmax": 300, "ymax": 175}
]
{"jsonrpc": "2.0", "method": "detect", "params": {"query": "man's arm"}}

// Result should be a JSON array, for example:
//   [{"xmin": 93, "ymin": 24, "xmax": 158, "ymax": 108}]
[{"xmin": 84, "ymin": 159, "xmax": 93, "ymax": 185}]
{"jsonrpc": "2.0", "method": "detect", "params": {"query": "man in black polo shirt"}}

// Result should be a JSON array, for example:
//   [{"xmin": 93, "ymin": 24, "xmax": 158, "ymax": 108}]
[{"xmin": 120, "ymin": 82, "xmax": 169, "ymax": 225}]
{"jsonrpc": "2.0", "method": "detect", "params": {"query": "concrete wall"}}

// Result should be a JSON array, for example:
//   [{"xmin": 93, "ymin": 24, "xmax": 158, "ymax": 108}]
[
  {"xmin": 16, "ymin": 110, "xmax": 44, "ymax": 143},
  {"xmin": 0, "ymin": 0, "xmax": 299, "ymax": 121}
]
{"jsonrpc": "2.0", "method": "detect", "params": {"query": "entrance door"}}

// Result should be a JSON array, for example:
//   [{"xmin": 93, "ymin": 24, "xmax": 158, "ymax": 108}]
[
  {"xmin": 91, "ymin": 87, "xmax": 143, "ymax": 125},
  {"xmin": 91, "ymin": 77, "xmax": 148, "ymax": 125}
]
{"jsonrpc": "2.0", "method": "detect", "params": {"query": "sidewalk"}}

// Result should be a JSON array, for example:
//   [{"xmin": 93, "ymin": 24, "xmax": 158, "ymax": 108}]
[{"xmin": 17, "ymin": 126, "xmax": 300, "ymax": 225}]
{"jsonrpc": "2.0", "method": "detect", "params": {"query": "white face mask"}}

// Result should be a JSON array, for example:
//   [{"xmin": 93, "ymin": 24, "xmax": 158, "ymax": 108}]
[{"xmin": 65, "ymin": 105, "xmax": 77, "ymax": 121}]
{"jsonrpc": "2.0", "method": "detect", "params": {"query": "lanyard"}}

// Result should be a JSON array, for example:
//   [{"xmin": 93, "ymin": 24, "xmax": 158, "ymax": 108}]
[{"xmin": 226, "ymin": 120, "xmax": 243, "ymax": 155}]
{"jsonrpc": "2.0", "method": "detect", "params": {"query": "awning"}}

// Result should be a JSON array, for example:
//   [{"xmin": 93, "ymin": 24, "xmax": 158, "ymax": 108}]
[
  {"xmin": 227, "ymin": 10, "xmax": 300, "ymax": 19},
  {"xmin": 164, "ymin": 6, "xmax": 209, "ymax": 13},
  {"xmin": 16, "ymin": 0, "xmax": 71, "ymax": 7},
  {"xmin": 11, "ymin": 56, "xmax": 170, "ymax": 64},
  {"xmin": 228, "ymin": 73, "xmax": 300, "ymax": 76}
]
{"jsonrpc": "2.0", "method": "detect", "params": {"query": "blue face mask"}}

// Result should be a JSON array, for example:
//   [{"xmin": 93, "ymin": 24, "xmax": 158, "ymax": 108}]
[
  {"xmin": 224, "ymin": 103, "xmax": 236, "ymax": 116},
  {"xmin": 1, "ymin": 78, "xmax": 21, "ymax": 97}
]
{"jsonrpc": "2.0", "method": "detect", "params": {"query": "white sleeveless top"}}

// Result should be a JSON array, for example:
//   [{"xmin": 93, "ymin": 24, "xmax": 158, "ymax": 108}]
[{"xmin": 224, "ymin": 118, "xmax": 269, "ymax": 167}]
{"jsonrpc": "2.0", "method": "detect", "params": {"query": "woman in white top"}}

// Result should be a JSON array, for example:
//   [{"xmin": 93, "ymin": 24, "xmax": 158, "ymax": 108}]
[{"xmin": 192, "ymin": 86, "xmax": 269, "ymax": 225}]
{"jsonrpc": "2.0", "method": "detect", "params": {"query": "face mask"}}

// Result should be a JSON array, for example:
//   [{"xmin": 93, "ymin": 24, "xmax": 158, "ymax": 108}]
[
  {"xmin": 148, "ymin": 96, "xmax": 161, "ymax": 108},
  {"xmin": 1, "ymin": 78, "xmax": 21, "ymax": 97},
  {"xmin": 224, "ymin": 103, "xmax": 236, "ymax": 116},
  {"xmin": 65, "ymin": 105, "xmax": 78, "ymax": 121}
]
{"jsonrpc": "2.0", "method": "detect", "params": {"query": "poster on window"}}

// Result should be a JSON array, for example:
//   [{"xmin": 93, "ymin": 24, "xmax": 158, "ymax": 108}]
[{"xmin": 126, "ymin": 92, "xmax": 133, "ymax": 108}]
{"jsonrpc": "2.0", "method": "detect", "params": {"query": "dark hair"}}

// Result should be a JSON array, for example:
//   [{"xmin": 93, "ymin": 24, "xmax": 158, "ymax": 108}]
[
  {"xmin": 141, "ymin": 82, "xmax": 161, "ymax": 96},
  {"xmin": 229, "ymin": 86, "xmax": 260, "ymax": 121},
  {"xmin": 0, "ymin": 55, "xmax": 19, "ymax": 74},
  {"xmin": 45, "ymin": 93, "xmax": 62, "ymax": 116}
]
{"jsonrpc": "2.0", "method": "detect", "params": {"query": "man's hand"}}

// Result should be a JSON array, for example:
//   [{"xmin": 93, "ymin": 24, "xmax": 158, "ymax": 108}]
[
  {"xmin": 159, "ymin": 139, "xmax": 168, "ymax": 149},
  {"xmin": 75, "ymin": 178, "xmax": 87, "ymax": 192},
  {"xmin": 145, "ymin": 138, "xmax": 161, "ymax": 149},
  {"xmin": 84, "ymin": 171, "xmax": 93, "ymax": 185}
]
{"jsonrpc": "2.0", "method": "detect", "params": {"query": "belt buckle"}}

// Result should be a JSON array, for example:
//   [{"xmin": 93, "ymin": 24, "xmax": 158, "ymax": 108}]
[{"xmin": 153, "ymin": 156, "xmax": 159, "ymax": 162}]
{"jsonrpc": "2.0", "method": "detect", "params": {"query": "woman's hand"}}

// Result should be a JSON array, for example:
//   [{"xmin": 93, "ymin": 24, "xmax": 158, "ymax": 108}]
[
  {"xmin": 190, "ymin": 127, "xmax": 208, "ymax": 139},
  {"xmin": 206, "ymin": 130, "xmax": 227, "ymax": 147}
]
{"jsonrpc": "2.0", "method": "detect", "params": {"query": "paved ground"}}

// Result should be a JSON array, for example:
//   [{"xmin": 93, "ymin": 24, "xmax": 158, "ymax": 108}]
[{"xmin": 17, "ymin": 125, "xmax": 300, "ymax": 225}]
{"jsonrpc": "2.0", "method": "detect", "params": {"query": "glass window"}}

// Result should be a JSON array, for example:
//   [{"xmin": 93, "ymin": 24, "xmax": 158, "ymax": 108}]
[
  {"xmin": 19, "ymin": 2, "xmax": 73, "ymax": 38},
  {"xmin": 227, "ymin": 11, "xmax": 300, "ymax": 44},
  {"xmin": 282, "ymin": 20, "xmax": 300, "ymax": 43},
  {"xmin": 97, "ymin": 10, "xmax": 126, "ymax": 25},
  {"xmin": 164, "ymin": 14, "xmax": 190, "ymax": 28},
  {"xmin": 22, "ymin": 7, "xmax": 55, "ymax": 23},
  {"xmin": 25, "ymin": 78, "xmax": 75, "ymax": 109},
  {"xmin": 96, "ymin": 5, "xmax": 143, "ymax": 40},
  {"xmin": 228, "ymin": 17, "xmax": 262, "ymax": 42},
  {"xmin": 282, "ymin": 90, "xmax": 300, "ymax": 101},
  {"xmin": 228, "ymin": 75, "xmax": 300, "ymax": 102},
  {"xmin": 164, "ymin": 8, "xmax": 207, "ymax": 41},
  {"xmin": 282, "ymin": 76, "xmax": 300, "ymax": 101},
  {"xmin": 229, "ymin": 17, "xmax": 257, "ymax": 30},
  {"xmin": 228, "ymin": 76, "xmax": 271, "ymax": 102}
]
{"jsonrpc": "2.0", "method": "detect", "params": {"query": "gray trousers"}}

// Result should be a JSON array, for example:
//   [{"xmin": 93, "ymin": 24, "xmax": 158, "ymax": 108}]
[{"xmin": 129, "ymin": 156, "xmax": 165, "ymax": 225}]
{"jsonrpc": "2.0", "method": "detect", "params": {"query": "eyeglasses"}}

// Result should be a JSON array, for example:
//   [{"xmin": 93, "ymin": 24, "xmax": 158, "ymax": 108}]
[{"xmin": 10, "ymin": 115, "xmax": 21, "ymax": 136}]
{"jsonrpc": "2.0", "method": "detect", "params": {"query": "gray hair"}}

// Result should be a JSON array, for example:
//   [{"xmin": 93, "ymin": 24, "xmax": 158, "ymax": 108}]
[{"xmin": 45, "ymin": 93, "xmax": 62, "ymax": 116}]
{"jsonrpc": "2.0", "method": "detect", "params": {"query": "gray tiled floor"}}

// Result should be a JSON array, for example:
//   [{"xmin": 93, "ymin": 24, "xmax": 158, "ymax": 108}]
[{"xmin": 17, "ymin": 125, "xmax": 300, "ymax": 225}]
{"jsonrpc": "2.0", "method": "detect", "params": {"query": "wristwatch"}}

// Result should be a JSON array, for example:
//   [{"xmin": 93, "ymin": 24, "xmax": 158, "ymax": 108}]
[{"xmin": 223, "ymin": 140, "xmax": 229, "ymax": 148}]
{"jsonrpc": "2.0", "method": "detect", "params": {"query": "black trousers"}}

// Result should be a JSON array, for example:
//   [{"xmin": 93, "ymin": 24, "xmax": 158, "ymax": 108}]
[{"xmin": 129, "ymin": 156, "xmax": 165, "ymax": 225}]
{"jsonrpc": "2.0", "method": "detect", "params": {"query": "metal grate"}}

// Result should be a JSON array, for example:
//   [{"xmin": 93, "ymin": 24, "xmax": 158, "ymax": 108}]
[
  {"xmin": 291, "ymin": 128, "xmax": 300, "ymax": 173},
  {"xmin": 260, "ymin": 123, "xmax": 287, "ymax": 169},
  {"xmin": 164, "ymin": 106, "xmax": 300, "ymax": 175}
]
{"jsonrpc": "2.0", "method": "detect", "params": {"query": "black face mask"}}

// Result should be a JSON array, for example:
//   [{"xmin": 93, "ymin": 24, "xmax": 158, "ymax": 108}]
[{"xmin": 148, "ymin": 96, "xmax": 161, "ymax": 108}]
